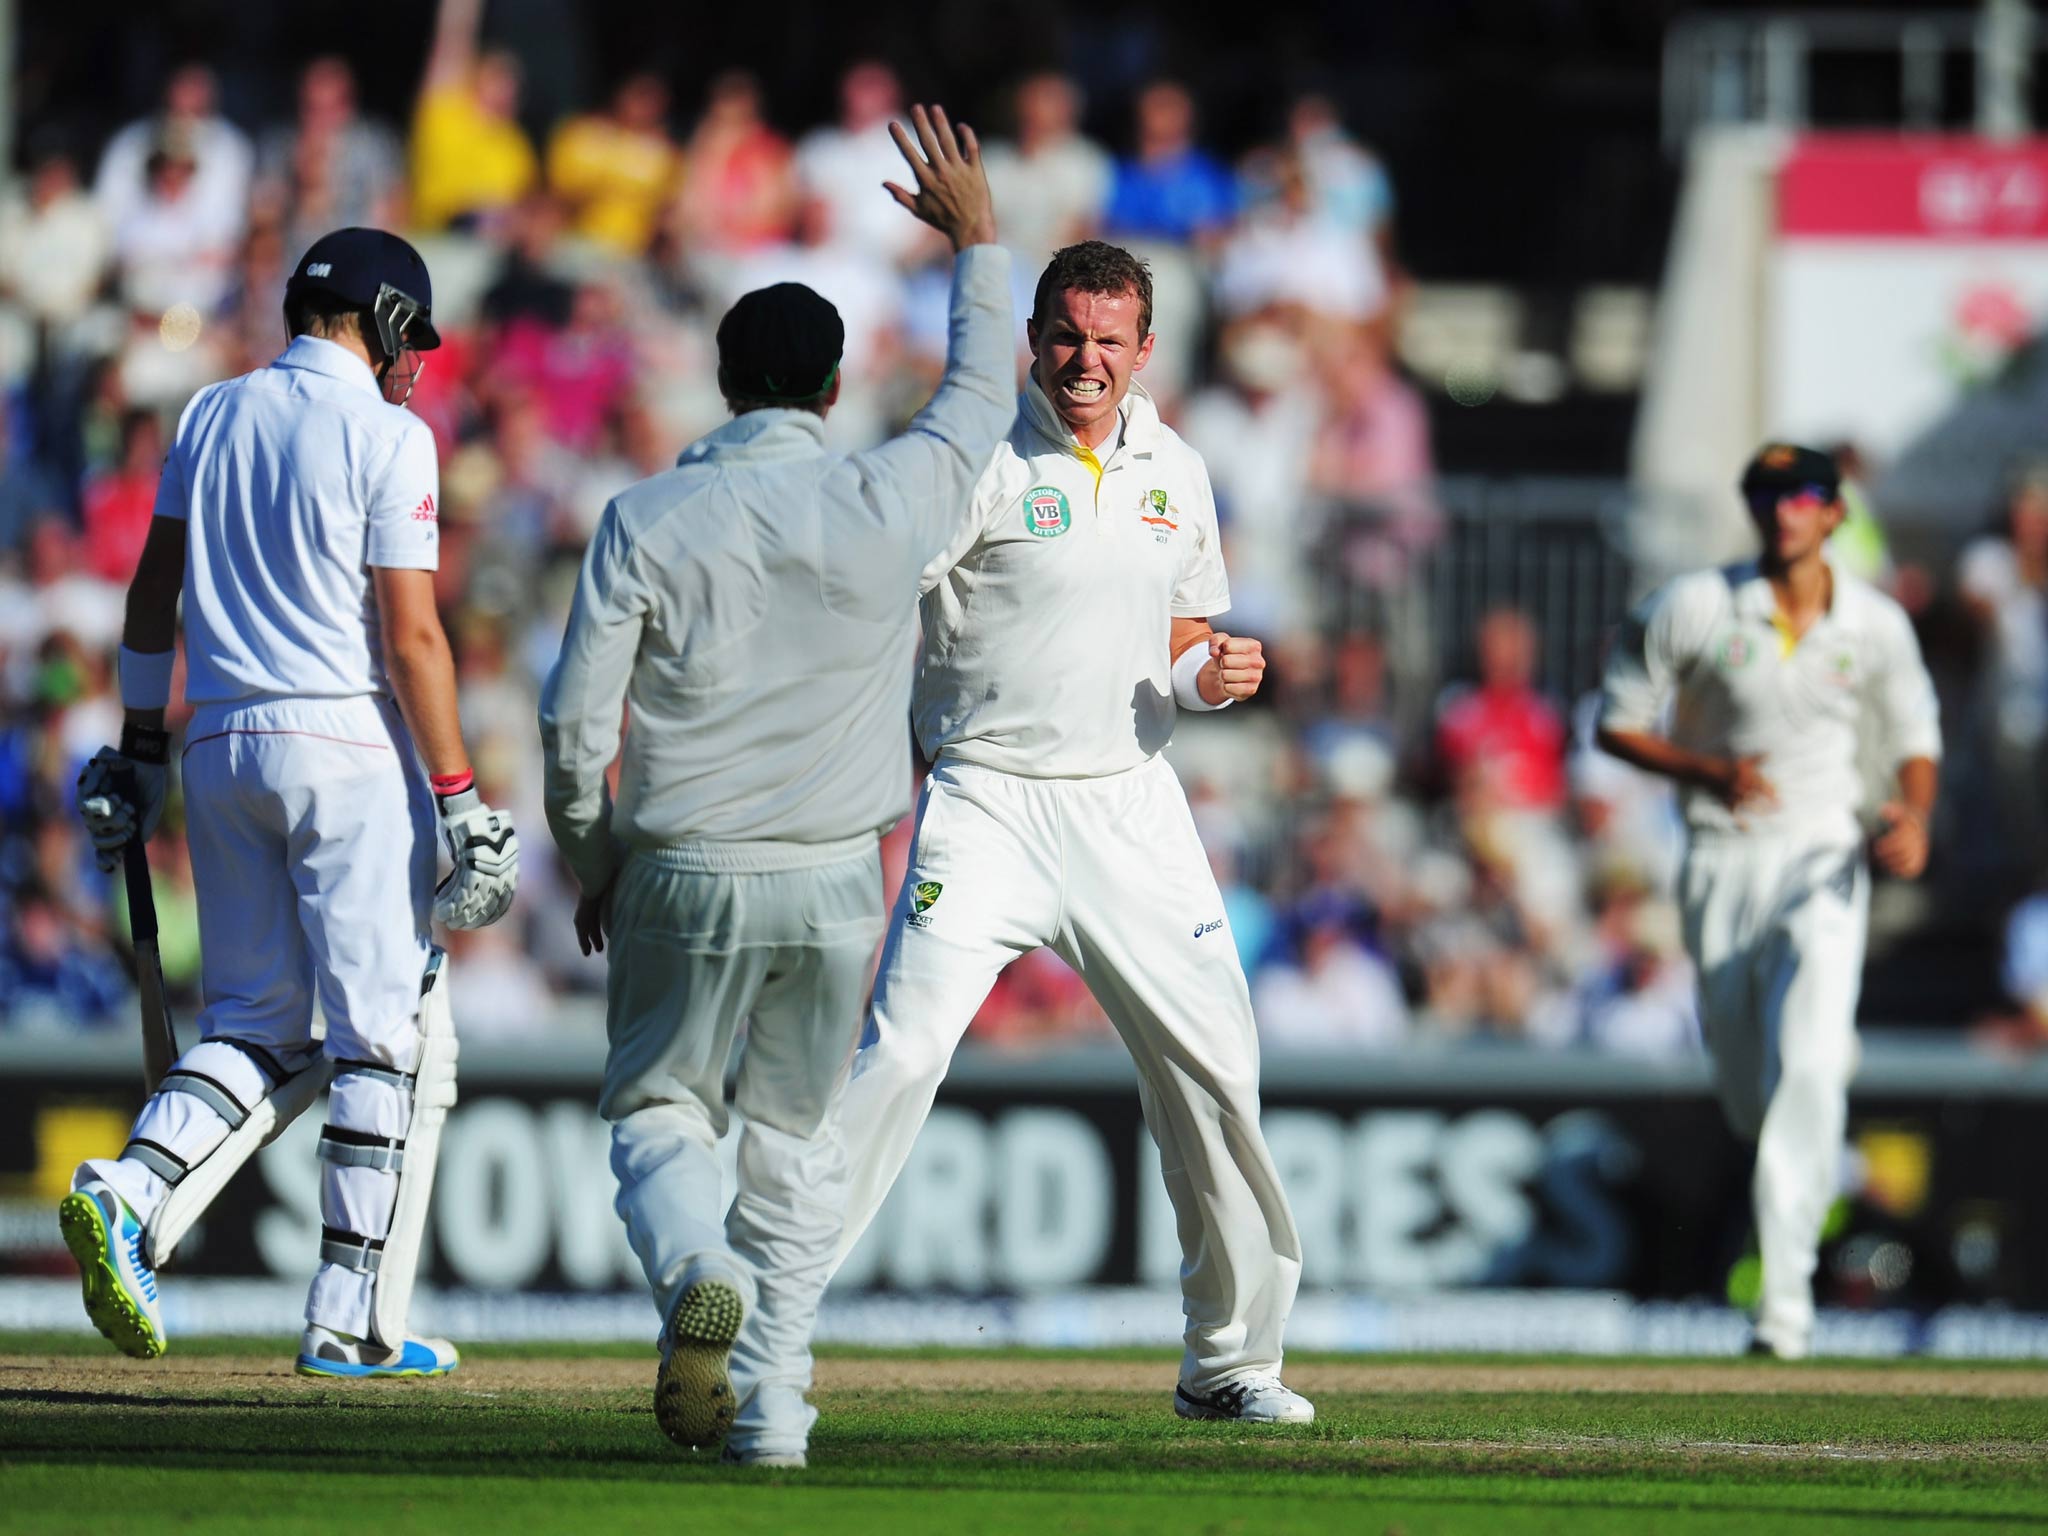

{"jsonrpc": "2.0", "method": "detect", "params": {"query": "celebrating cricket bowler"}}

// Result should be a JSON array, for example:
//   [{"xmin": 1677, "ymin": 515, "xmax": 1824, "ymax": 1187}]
[
  {"xmin": 64, "ymin": 227, "xmax": 520, "ymax": 1378},
  {"xmin": 539, "ymin": 105, "xmax": 1012, "ymax": 1463},
  {"xmin": 1597, "ymin": 443, "xmax": 1940, "ymax": 1360},
  {"xmin": 778, "ymin": 238, "xmax": 1313, "ymax": 1424}
]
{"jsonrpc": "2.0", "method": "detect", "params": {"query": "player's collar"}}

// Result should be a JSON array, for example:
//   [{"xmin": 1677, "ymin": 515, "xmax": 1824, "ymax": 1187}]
[
  {"xmin": 1021, "ymin": 375, "xmax": 1162, "ymax": 458},
  {"xmin": 1732, "ymin": 554, "xmax": 1862, "ymax": 629},
  {"xmin": 674, "ymin": 406, "xmax": 826, "ymax": 467},
  {"xmin": 275, "ymin": 334, "xmax": 382, "ymax": 398}
]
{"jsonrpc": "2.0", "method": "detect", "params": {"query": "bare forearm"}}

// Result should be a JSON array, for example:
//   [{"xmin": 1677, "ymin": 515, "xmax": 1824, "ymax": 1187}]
[
  {"xmin": 119, "ymin": 522, "xmax": 186, "ymax": 731},
  {"xmin": 425, "ymin": 0, "xmax": 481, "ymax": 83},
  {"xmin": 1596, "ymin": 725, "xmax": 1726, "ymax": 792},
  {"xmin": 1897, "ymin": 756, "xmax": 1938, "ymax": 819},
  {"xmin": 1169, "ymin": 618, "xmax": 1226, "ymax": 705},
  {"xmin": 122, "ymin": 591, "xmax": 178, "ymax": 657},
  {"xmin": 1872, "ymin": 754, "xmax": 1938, "ymax": 879},
  {"xmin": 386, "ymin": 632, "xmax": 471, "ymax": 779}
]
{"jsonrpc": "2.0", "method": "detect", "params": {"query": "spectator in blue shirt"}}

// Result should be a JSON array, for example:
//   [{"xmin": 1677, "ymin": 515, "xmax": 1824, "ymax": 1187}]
[
  {"xmin": 0, "ymin": 880, "xmax": 128, "ymax": 1030},
  {"xmin": 0, "ymin": 408, "xmax": 67, "ymax": 558},
  {"xmin": 1974, "ymin": 890, "xmax": 2048, "ymax": 1054},
  {"xmin": 1104, "ymin": 80, "xmax": 1238, "ymax": 249}
]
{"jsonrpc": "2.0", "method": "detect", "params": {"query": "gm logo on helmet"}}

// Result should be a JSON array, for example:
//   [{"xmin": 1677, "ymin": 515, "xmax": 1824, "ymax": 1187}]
[{"xmin": 306, "ymin": 262, "xmax": 333, "ymax": 277}]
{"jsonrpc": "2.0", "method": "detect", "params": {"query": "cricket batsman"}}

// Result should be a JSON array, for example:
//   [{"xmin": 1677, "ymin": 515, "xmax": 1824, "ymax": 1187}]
[
  {"xmin": 539, "ymin": 105, "xmax": 1012, "ymax": 1462},
  {"xmin": 63, "ymin": 227, "xmax": 520, "ymax": 1377},
  {"xmin": 794, "ymin": 239, "xmax": 1313, "ymax": 1423},
  {"xmin": 1597, "ymin": 443, "xmax": 1940, "ymax": 1360}
]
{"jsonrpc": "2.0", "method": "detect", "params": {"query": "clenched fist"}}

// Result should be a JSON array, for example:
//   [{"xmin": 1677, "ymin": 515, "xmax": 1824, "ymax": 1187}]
[{"xmin": 1206, "ymin": 632, "xmax": 1267, "ymax": 704}]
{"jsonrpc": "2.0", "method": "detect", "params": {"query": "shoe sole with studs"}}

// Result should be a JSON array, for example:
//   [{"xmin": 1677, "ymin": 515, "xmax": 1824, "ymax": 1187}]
[
  {"xmin": 58, "ymin": 1191, "xmax": 163, "ymax": 1360},
  {"xmin": 655, "ymin": 1279, "xmax": 743, "ymax": 1448}
]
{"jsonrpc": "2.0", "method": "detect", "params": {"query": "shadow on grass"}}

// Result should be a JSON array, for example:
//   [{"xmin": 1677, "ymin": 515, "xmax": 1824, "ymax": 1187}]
[
  {"xmin": 1, "ymin": 1388, "xmax": 345, "ymax": 1412},
  {"xmin": 3, "ymin": 1392, "xmax": 2045, "ymax": 1528},
  {"xmin": 2, "ymin": 1443, "xmax": 2041, "ymax": 1528}
]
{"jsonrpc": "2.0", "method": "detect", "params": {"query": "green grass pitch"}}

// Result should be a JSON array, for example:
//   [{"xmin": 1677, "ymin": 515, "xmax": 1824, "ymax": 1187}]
[{"xmin": 2, "ymin": 1333, "xmax": 2045, "ymax": 1533}]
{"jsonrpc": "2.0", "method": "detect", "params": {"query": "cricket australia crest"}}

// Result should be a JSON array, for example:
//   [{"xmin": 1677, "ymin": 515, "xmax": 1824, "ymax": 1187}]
[
  {"xmin": 907, "ymin": 880, "xmax": 944, "ymax": 928},
  {"xmin": 1140, "ymin": 487, "xmax": 1179, "ymax": 543}
]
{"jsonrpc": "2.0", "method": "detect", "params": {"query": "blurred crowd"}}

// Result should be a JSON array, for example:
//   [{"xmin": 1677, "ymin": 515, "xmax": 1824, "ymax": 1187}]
[{"xmin": 0, "ymin": 6, "xmax": 2032, "ymax": 1057}]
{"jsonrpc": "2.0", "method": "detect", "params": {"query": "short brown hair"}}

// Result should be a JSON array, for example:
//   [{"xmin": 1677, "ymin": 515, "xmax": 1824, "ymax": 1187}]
[
  {"xmin": 1032, "ymin": 241, "xmax": 1152, "ymax": 339},
  {"xmin": 283, "ymin": 288, "xmax": 365, "ymax": 345}
]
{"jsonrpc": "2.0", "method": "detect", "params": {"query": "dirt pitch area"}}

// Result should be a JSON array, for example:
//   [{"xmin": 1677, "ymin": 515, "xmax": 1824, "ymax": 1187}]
[{"xmin": 8, "ymin": 1349, "xmax": 2048, "ymax": 1400}]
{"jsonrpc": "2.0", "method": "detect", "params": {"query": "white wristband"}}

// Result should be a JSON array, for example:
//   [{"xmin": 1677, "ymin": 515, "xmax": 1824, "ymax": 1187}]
[
  {"xmin": 118, "ymin": 646, "xmax": 175, "ymax": 710},
  {"xmin": 1172, "ymin": 643, "xmax": 1231, "ymax": 711}
]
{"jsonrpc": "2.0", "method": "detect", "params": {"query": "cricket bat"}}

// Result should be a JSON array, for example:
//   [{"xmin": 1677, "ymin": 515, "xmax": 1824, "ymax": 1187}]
[{"xmin": 113, "ymin": 768, "xmax": 178, "ymax": 1091}]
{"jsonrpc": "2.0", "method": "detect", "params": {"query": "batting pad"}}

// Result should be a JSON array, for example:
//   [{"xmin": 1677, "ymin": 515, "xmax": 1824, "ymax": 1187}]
[
  {"xmin": 140, "ymin": 1040, "xmax": 333, "ymax": 1269},
  {"xmin": 313, "ymin": 948, "xmax": 458, "ymax": 1349}
]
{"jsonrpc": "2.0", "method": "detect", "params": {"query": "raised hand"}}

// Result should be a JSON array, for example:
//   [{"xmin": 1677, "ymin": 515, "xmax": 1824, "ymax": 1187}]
[{"xmin": 883, "ymin": 103, "xmax": 997, "ymax": 252}]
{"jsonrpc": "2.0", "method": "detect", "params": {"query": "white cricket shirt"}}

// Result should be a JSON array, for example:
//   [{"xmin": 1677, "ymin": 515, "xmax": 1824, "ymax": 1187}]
[
  {"xmin": 539, "ymin": 246, "xmax": 1016, "ymax": 891},
  {"xmin": 155, "ymin": 335, "xmax": 440, "ymax": 704},
  {"xmin": 1599, "ymin": 560, "xmax": 1941, "ymax": 848},
  {"xmin": 913, "ymin": 377, "xmax": 1232, "ymax": 779}
]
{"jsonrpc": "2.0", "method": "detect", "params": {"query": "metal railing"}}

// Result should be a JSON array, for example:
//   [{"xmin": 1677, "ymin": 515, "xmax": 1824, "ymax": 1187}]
[
  {"xmin": 1316, "ymin": 476, "xmax": 1640, "ymax": 712},
  {"xmin": 1662, "ymin": 3, "xmax": 2039, "ymax": 152}
]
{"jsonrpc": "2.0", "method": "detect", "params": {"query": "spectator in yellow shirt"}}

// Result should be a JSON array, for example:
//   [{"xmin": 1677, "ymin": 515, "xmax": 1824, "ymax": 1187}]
[
  {"xmin": 546, "ymin": 74, "xmax": 680, "ymax": 258},
  {"xmin": 409, "ymin": 0, "xmax": 538, "ymax": 233}
]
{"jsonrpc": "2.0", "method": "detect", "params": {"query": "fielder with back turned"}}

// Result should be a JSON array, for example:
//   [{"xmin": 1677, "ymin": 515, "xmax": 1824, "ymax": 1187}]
[
  {"xmin": 65, "ymin": 228, "xmax": 519, "ymax": 1378},
  {"xmin": 1598, "ymin": 444, "xmax": 1940, "ymax": 1360},
  {"xmin": 539, "ymin": 105, "xmax": 1012, "ymax": 1463}
]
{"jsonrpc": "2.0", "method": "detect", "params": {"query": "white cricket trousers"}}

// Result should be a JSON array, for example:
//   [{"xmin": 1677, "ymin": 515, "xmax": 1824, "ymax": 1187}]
[
  {"xmin": 600, "ymin": 841, "xmax": 884, "ymax": 1461},
  {"xmin": 76, "ymin": 695, "xmax": 437, "ymax": 1338},
  {"xmin": 831, "ymin": 755, "xmax": 1302, "ymax": 1392},
  {"xmin": 1679, "ymin": 833, "xmax": 1868, "ymax": 1354}
]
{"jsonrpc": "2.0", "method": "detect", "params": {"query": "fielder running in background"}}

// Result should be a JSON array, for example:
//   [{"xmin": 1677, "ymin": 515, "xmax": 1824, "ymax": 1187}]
[
  {"xmin": 793, "ymin": 239, "xmax": 1313, "ymax": 1424},
  {"xmin": 1598, "ymin": 443, "xmax": 1940, "ymax": 1360},
  {"xmin": 539, "ymin": 106, "xmax": 1011, "ymax": 1463},
  {"xmin": 65, "ymin": 228, "xmax": 520, "ymax": 1377}
]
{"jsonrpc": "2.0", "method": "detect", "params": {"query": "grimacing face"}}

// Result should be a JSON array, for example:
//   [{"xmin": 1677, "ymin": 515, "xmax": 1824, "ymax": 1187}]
[{"xmin": 1028, "ymin": 285, "xmax": 1155, "ymax": 440}]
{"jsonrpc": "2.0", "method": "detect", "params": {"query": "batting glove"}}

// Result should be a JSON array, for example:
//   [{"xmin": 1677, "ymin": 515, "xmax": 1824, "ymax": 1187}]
[
  {"xmin": 433, "ymin": 785, "xmax": 519, "ymax": 930},
  {"xmin": 76, "ymin": 726, "xmax": 172, "ymax": 874}
]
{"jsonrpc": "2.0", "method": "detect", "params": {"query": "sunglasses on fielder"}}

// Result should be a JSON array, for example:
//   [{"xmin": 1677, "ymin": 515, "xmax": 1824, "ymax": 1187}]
[{"xmin": 1748, "ymin": 484, "xmax": 1836, "ymax": 515}]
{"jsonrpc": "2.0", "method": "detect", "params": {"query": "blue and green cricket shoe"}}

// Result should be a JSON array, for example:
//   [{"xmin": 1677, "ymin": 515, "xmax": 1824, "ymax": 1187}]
[
  {"xmin": 296, "ymin": 1324, "xmax": 458, "ymax": 1378},
  {"xmin": 58, "ymin": 1182, "xmax": 165, "ymax": 1359}
]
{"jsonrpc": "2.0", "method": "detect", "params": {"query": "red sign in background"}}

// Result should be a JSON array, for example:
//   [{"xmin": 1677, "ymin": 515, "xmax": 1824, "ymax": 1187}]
[{"xmin": 1780, "ymin": 135, "xmax": 2048, "ymax": 241}]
